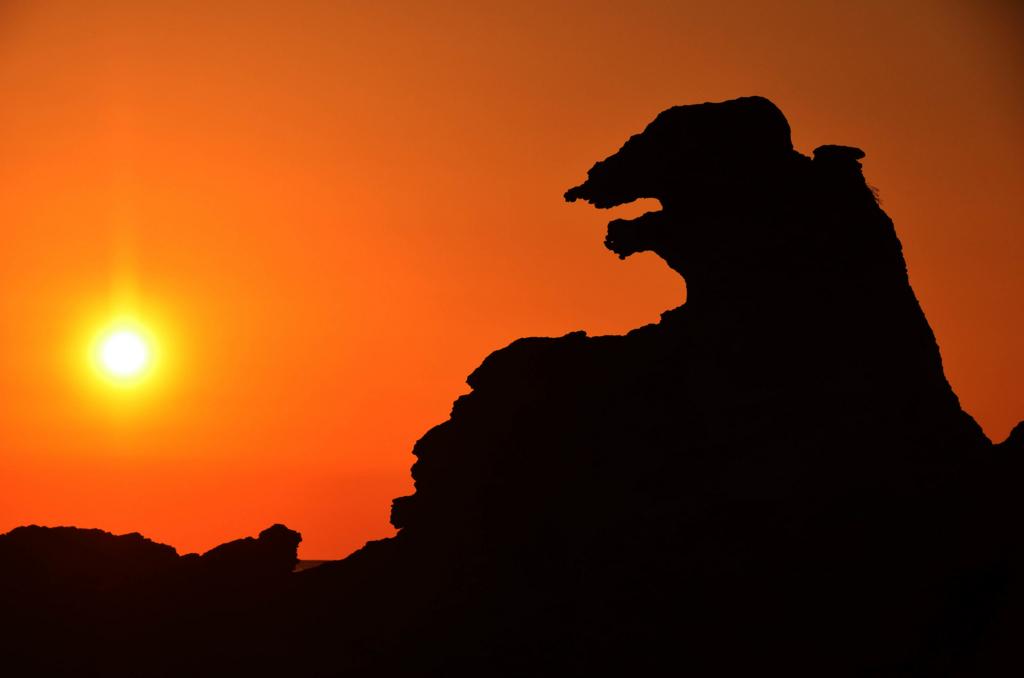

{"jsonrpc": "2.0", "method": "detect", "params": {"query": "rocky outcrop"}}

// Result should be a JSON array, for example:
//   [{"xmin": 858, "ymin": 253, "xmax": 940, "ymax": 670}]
[
  {"xmin": 194, "ymin": 523, "xmax": 301, "ymax": 578},
  {"xmin": 0, "ymin": 525, "xmax": 179, "ymax": 584},
  {"xmin": 0, "ymin": 524, "xmax": 302, "ymax": 676},
  {"xmin": 294, "ymin": 96, "xmax": 1014, "ymax": 676}
]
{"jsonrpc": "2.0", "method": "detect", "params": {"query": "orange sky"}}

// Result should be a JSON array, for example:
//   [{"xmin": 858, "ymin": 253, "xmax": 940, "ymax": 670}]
[{"xmin": 1, "ymin": 1, "xmax": 1021, "ymax": 558}]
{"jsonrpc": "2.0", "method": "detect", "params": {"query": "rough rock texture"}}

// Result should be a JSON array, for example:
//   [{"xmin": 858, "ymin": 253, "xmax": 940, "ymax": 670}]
[{"xmin": 1, "ymin": 96, "xmax": 1019, "ymax": 676}]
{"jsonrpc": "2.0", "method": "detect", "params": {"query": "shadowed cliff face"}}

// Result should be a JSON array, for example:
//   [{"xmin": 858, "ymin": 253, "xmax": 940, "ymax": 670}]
[{"xmin": 1, "ymin": 96, "xmax": 1019, "ymax": 677}]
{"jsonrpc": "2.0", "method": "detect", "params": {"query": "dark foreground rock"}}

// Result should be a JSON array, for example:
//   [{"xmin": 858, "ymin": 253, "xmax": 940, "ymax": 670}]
[
  {"xmin": 0, "ymin": 524, "xmax": 301, "ymax": 676},
  {"xmin": 1, "ymin": 96, "xmax": 1020, "ymax": 676}
]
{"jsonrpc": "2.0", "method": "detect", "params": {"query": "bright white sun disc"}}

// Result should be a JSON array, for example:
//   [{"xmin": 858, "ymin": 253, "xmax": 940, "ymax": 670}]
[{"xmin": 99, "ymin": 330, "xmax": 150, "ymax": 377}]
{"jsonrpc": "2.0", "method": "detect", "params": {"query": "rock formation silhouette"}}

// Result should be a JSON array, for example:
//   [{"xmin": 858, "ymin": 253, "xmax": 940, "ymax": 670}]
[
  {"xmin": 0, "ymin": 524, "xmax": 301, "ymax": 676},
  {"xmin": 1, "ymin": 96, "xmax": 1019, "ymax": 676}
]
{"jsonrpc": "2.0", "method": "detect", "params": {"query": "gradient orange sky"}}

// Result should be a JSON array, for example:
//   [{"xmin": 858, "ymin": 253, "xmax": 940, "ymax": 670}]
[{"xmin": 1, "ymin": 1, "xmax": 1021, "ymax": 558}]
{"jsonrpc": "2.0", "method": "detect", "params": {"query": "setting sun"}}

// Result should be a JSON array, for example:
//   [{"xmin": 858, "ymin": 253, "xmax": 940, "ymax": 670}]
[
  {"xmin": 99, "ymin": 330, "xmax": 149, "ymax": 378},
  {"xmin": 90, "ymin": 321, "xmax": 158, "ymax": 385}
]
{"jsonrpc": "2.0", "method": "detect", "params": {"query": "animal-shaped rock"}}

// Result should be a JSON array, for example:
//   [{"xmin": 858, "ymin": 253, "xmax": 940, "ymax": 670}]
[{"xmin": 367, "ymin": 95, "xmax": 1012, "ymax": 676}]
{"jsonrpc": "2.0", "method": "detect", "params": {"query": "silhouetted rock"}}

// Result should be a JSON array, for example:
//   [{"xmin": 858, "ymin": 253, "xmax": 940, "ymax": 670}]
[
  {"xmin": 0, "ymin": 524, "xmax": 302, "ymax": 676},
  {"xmin": 299, "ymin": 95, "xmax": 1014, "ymax": 676},
  {"xmin": 197, "ymin": 523, "xmax": 301, "ymax": 578},
  {"xmin": 999, "ymin": 420, "xmax": 1024, "ymax": 451},
  {"xmin": 2, "ymin": 96, "xmax": 1019, "ymax": 676},
  {"xmin": 0, "ymin": 525, "xmax": 179, "ymax": 585}
]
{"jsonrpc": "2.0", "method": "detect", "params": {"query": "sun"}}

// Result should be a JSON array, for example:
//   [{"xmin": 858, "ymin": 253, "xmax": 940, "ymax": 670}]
[
  {"xmin": 90, "ymin": 320, "xmax": 158, "ymax": 385},
  {"xmin": 99, "ymin": 330, "xmax": 150, "ymax": 377}
]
